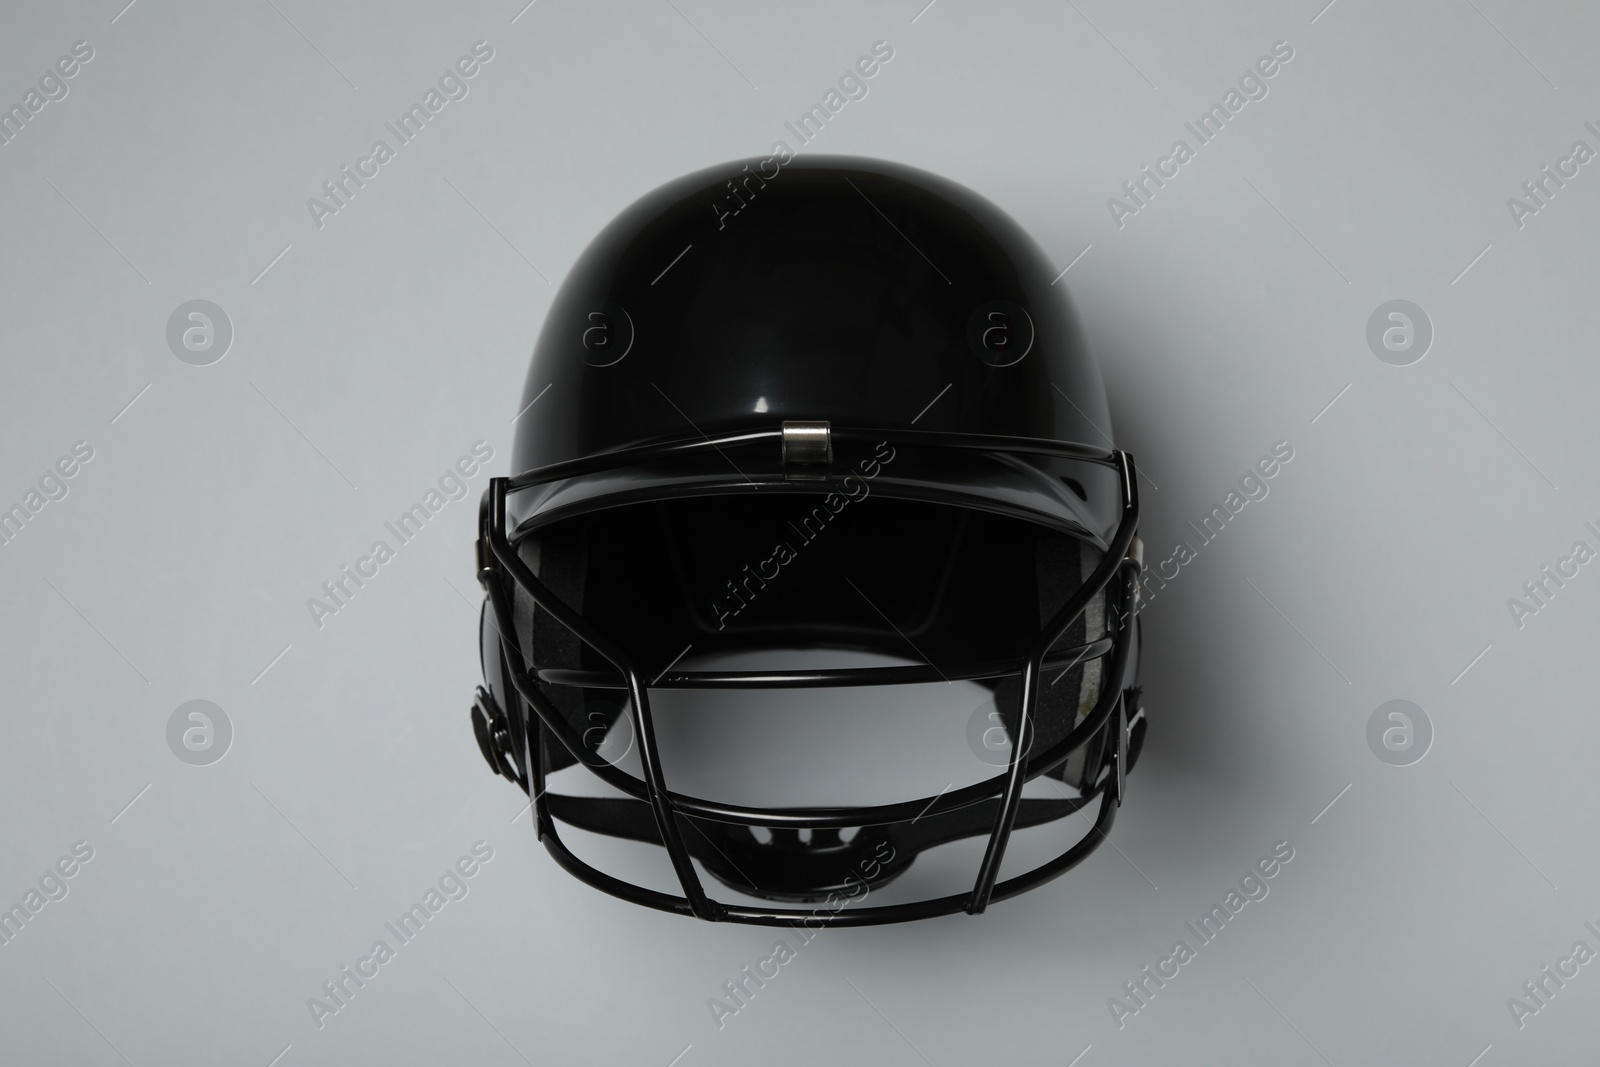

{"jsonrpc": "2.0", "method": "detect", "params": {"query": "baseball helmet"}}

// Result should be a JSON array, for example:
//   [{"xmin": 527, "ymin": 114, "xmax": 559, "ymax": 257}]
[{"xmin": 471, "ymin": 156, "xmax": 1145, "ymax": 925}]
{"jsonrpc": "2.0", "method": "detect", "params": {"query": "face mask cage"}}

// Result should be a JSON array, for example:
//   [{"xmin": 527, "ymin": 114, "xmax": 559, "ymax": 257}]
[{"xmin": 471, "ymin": 426, "xmax": 1142, "ymax": 926}]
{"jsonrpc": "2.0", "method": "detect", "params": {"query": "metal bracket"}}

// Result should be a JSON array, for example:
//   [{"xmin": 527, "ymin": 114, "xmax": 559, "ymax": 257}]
[
  {"xmin": 471, "ymin": 686, "xmax": 519, "ymax": 783},
  {"xmin": 475, "ymin": 489, "xmax": 496, "ymax": 590},
  {"xmin": 1111, "ymin": 695, "xmax": 1128, "ymax": 807},
  {"xmin": 781, "ymin": 420, "xmax": 832, "ymax": 466}
]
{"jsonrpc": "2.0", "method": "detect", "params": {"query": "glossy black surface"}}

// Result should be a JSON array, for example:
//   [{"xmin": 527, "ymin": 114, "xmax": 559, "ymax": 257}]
[
  {"xmin": 475, "ymin": 158, "xmax": 1146, "ymax": 923},
  {"xmin": 512, "ymin": 156, "xmax": 1111, "ymax": 476}
]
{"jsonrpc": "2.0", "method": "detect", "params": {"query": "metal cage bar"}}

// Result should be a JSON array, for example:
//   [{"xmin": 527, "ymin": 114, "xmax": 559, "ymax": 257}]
[
  {"xmin": 488, "ymin": 523, "xmax": 1136, "ymax": 829},
  {"xmin": 489, "ymin": 480, "xmax": 718, "ymax": 918},
  {"xmin": 532, "ymin": 636, "xmax": 1116, "ymax": 691},
  {"xmin": 969, "ymin": 452, "xmax": 1139, "ymax": 912},
  {"xmin": 483, "ymin": 427, "xmax": 1140, "ymax": 924}
]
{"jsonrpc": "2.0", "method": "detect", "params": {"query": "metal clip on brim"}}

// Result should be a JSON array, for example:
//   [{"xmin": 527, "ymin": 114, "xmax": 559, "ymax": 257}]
[{"xmin": 781, "ymin": 420, "xmax": 832, "ymax": 469}]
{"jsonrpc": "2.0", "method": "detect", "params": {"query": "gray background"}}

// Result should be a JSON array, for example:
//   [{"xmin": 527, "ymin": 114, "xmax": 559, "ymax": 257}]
[{"xmin": 2, "ymin": 0, "xmax": 1598, "ymax": 1064}]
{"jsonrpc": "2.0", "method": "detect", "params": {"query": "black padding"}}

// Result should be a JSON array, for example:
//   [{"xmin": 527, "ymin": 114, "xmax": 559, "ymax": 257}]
[
  {"xmin": 514, "ymin": 526, "xmax": 628, "ymax": 773},
  {"xmin": 512, "ymin": 495, "xmax": 1111, "ymax": 784},
  {"xmin": 991, "ymin": 534, "xmax": 1105, "ymax": 789}
]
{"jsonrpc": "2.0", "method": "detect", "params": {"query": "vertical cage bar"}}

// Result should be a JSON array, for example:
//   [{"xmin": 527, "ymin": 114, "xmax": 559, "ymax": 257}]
[
  {"xmin": 489, "ymin": 478, "xmax": 718, "ymax": 919},
  {"xmin": 967, "ymin": 452, "xmax": 1139, "ymax": 912}
]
